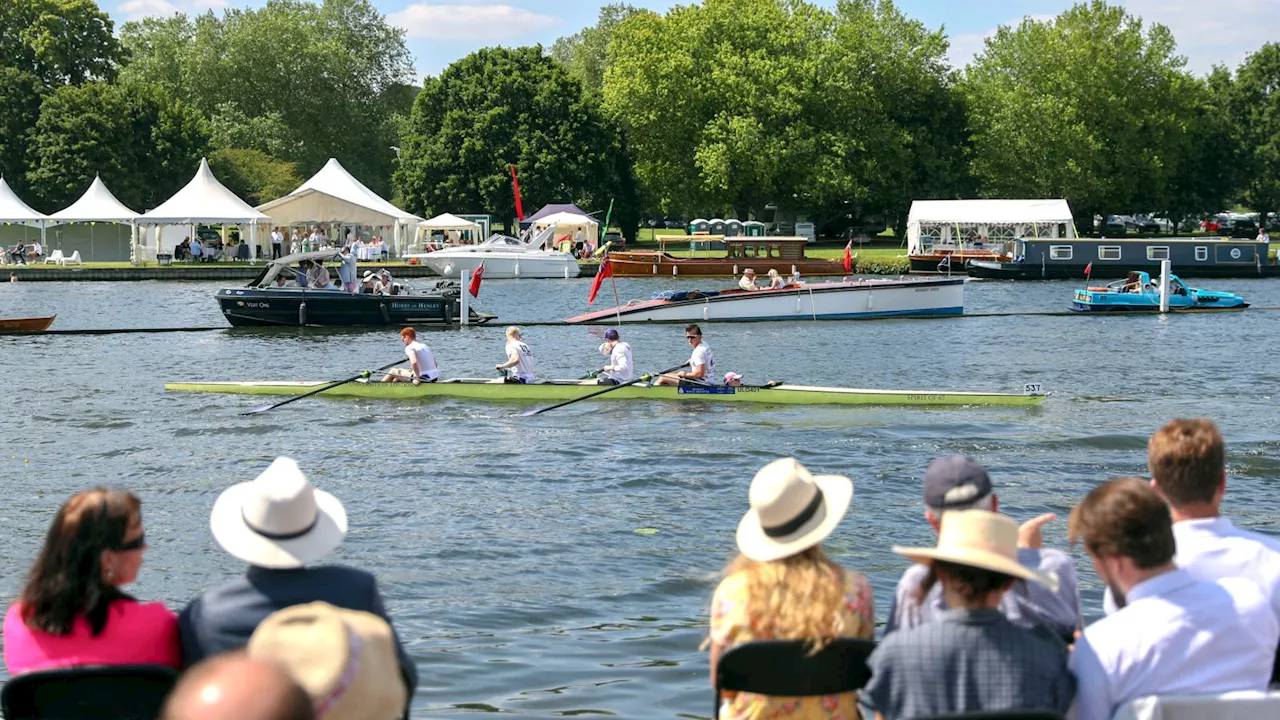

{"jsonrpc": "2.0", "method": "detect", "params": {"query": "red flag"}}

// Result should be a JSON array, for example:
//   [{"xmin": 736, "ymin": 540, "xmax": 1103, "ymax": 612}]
[
  {"xmin": 842, "ymin": 240, "xmax": 853, "ymax": 272},
  {"xmin": 1083, "ymin": 262, "xmax": 1093, "ymax": 279},
  {"xmin": 469, "ymin": 262, "xmax": 485, "ymax": 298},
  {"xmin": 509, "ymin": 164, "xmax": 524, "ymax": 221},
  {"xmin": 588, "ymin": 258, "xmax": 613, "ymax": 305}
]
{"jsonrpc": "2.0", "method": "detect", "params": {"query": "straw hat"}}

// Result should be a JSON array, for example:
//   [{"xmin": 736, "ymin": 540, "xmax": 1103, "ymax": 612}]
[
  {"xmin": 362, "ymin": 271, "xmax": 375, "ymax": 282},
  {"xmin": 743, "ymin": 268, "xmax": 756, "ymax": 276},
  {"xmin": 736, "ymin": 458, "xmax": 853, "ymax": 562},
  {"xmin": 210, "ymin": 457, "xmax": 347, "ymax": 569},
  {"xmin": 893, "ymin": 509, "xmax": 1059, "ymax": 591},
  {"xmin": 248, "ymin": 602, "xmax": 406, "ymax": 720}
]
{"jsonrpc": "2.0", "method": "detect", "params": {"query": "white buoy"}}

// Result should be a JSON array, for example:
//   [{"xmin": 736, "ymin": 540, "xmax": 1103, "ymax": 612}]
[
  {"xmin": 514, "ymin": 260, "xmax": 520, "ymax": 278},
  {"xmin": 564, "ymin": 265, "xmax": 570, "ymax": 279},
  {"xmin": 1159, "ymin": 259, "xmax": 1171, "ymax": 313},
  {"xmin": 460, "ymin": 269, "xmax": 470, "ymax": 326},
  {"xmin": 673, "ymin": 265, "xmax": 678, "ymax": 276}
]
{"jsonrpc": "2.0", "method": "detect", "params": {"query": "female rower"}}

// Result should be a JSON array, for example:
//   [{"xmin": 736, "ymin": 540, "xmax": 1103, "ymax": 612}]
[
  {"xmin": 3, "ymin": 489, "xmax": 180, "ymax": 674},
  {"xmin": 706, "ymin": 458, "xmax": 873, "ymax": 719}
]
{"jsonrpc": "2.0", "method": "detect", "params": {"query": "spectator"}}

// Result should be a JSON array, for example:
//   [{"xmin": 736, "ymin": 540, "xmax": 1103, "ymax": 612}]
[
  {"xmin": 10, "ymin": 241, "xmax": 27, "ymax": 264},
  {"xmin": 162, "ymin": 651, "xmax": 313, "ymax": 720},
  {"xmin": 885, "ymin": 455, "xmax": 1081, "ymax": 640},
  {"xmin": 177, "ymin": 457, "xmax": 417, "ymax": 706},
  {"xmin": 2, "ymin": 489, "xmax": 180, "ymax": 674},
  {"xmin": 337, "ymin": 246, "xmax": 358, "ymax": 293},
  {"xmin": 1068, "ymin": 477, "xmax": 1277, "ymax": 720},
  {"xmin": 247, "ymin": 602, "xmax": 407, "ymax": 720},
  {"xmin": 191, "ymin": 237, "xmax": 203, "ymax": 262},
  {"xmin": 307, "ymin": 260, "xmax": 331, "ymax": 289},
  {"xmin": 26, "ymin": 240, "xmax": 42, "ymax": 261},
  {"xmin": 706, "ymin": 457, "xmax": 873, "ymax": 719},
  {"xmin": 862, "ymin": 509, "xmax": 1074, "ymax": 719},
  {"xmin": 737, "ymin": 268, "xmax": 758, "ymax": 291},
  {"xmin": 271, "ymin": 227, "xmax": 284, "ymax": 259}
]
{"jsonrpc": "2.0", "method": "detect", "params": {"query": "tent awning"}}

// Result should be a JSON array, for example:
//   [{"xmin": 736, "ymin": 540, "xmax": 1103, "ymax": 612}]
[
  {"xmin": 47, "ymin": 175, "xmax": 138, "ymax": 224},
  {"xmin": 0, "ymin": 176, "xmax": 47, "ymax": 225},
  {"xmin": 419, "ymin": 212, "xmax": 481, "ymax": 232},
  {"xmin": 138, "ymin": 158, "xmax": 269, "ymax": 224},
  {"xmin": 907, "ymin": 199, "xmax": 1074, "ymax": 226},
  {"xmin": 258, "ymin": 158, "xmax": 421, "ymax": 227}
]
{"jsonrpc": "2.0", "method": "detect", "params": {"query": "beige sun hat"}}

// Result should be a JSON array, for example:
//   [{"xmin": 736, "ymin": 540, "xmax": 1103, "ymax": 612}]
[
  {"xmin": 892, "ymin": 509, "xmax": 1059, "ymax": 592},
  {"xmin": 248, "ymin": 602, "xmax": 406, "ymax": 720},
  {"xmin": 210, "ymin": 457, "xmax": 347, "ymax": 569},
  {"xmin": 736, "ymin": 458, "xmax": 853, "ymax": 562}
]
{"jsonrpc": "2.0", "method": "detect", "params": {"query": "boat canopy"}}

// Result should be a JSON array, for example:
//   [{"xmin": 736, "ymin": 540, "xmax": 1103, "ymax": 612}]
[
  {"xmin": 246, "ymin": 249, "xmax": 349, "ymax": 287},
  {"xmin": 907, "ymin": 199, "xmax": 1076, "ymax": 255}
]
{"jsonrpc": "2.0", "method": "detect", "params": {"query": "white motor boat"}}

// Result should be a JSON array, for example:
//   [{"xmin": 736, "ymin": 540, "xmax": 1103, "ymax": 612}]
[
  {"xmin": 564, "ymin": 277, "xmax": 965, "ymax": 323},
  {"xmin": 405, "ymin": 226, "xmax": 581, "ymax": 279}
]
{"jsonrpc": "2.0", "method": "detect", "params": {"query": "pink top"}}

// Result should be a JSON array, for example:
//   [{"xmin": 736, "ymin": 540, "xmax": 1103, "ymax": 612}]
[{"xmin": 3, "ymin": 599, "xmax": 181, "ymax": 675}]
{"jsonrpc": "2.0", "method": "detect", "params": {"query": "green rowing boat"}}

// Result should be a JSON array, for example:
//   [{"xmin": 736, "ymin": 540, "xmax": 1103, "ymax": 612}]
[{"xmin": 164, "ymin": 378, "xmax": 1047, "ymax": 407}]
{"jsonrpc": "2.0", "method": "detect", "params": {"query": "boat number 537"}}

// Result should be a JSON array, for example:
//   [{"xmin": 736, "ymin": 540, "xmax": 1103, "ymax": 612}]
[{"xmin": 1022, "ymin": 383, "xmax": 1043, "ymax": 395}]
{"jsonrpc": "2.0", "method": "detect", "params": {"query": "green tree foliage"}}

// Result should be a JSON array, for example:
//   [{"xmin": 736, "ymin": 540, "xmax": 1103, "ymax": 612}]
[
  {"xmin": 119, "ymin": 0, "xmax": 413, "ymax": 195},
  {"xmin": 395, "ymin": 46, "xmax": 636, "ymax": 236},
  {"xmin": 550, "ymin": 4, "xmax": 644, "ymax": 98},
  {"xmin": 0, "ymin": 0, "xmax": 123, "ymax": 87},
  {"xmin": 1231, "ymin": 43, "xmax": 1280, "ymax": 224},
  {"xmin": 25, "ymin": 82, "xmax": 210, "ymax": 211},
  {"xmin": 1161, "ymin": 69, "xmax": 1240, "ymax": 228},
  {"xmin": 0, "ymin": 68, "xmax": 44, "ymax": 196},
  {"xmin": 209, "ymin": 148, "xmax": 304, "ymax": 206},
  {"xmin": 962, "ymin": 1, "xmax": 1197, "ymax": 225}
]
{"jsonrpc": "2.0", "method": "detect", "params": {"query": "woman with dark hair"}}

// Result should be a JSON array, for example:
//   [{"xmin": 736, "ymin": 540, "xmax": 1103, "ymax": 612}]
[{"xmin": 2, "ymin": 489, "xmax": 180, "ymax": 674}]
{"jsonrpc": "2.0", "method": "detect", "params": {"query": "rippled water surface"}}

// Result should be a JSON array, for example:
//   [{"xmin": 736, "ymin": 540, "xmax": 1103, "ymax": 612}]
[{"xmin": 3, "ymin": 275, "xmax": 1280, "ymax": 717}]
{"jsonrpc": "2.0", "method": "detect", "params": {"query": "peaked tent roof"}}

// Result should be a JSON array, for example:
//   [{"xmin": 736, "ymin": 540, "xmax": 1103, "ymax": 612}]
[
  {"xmin": 0, "ymin": 176, "xmax": 47, "ymax": 225},
  {"xmin": 907, "ymin": 199, "xmax": 1074, "ymax": 225},
  {"xmin": 48, "ymin": 175, "xmax": 138, "ymax": 223},
  {"xmin": 419, "ymin": 212, "xmax": 481, "ymax": 231},
  {"xmin": 520, "ymin": 203, "xmax": 592, "ymax": 228},
  {"xmin": 531, "ymin": 211, "xmax": 597, "ymax": 227},
  {"xmin": 138, "ymin": 158, "xmax": 269, "ymax": 224},
  {"xmin": 257, "ymin": 158, "xmax": 422, "ymax": 226}
]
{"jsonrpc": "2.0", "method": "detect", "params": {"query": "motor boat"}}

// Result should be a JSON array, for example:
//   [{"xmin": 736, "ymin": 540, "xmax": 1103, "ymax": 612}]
[
  {"xmin": 405, "ymin": 226, "xmax": 581, "ymax": 279},
  {"xmin": 1070, "ymin": 271, "xmax": 1248, "ymax": 312}
]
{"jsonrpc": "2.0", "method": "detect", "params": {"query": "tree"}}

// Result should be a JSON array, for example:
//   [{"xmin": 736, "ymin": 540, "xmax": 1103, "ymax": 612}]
[
  {"xmin": 962, "ymin": 1, "xmax": 1195, "ymax": 226},
  {"xmin": 119, "ymin": 0, "xmax": 413, "ymax": 196},
  {"xmin": 1231, "ymin": 43, "xmax": 1280, "ymax": 226},
  {"xmin": 0, "ymin": 68, "xmax": 44, "ymax": 196},
  {"xmin": 551, "ymin": 4, "xmax": 644, "ymax": 99},
  {"xmin": 1160, "ymin": 69, "xmax": 1240, "ymax": 230},
  {"xmin": 395, "ymin": 46, "xmax": 635, "ymax": 236},
  {"xmin": 25, "ymin": 82, "xmax": 210, "ymax": 211},
  {"xmin": 0, "ymin": 0, "xmax": 123, "ymax": 86},
  {"xmin": 209, "ymin": 148, "xmax": 303, "ymax": 205}
]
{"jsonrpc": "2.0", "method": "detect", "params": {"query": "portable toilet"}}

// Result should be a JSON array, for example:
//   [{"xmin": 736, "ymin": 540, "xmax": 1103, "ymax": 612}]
[
  {"xmin": 743, "ymin": 221, "xmax": 766, "ymax": 237},
  {"xmin": 709, "ymin": 218, "xmax": 727, "ymax": 235},
  {"xmin": 725, "ymin": 219, "xmax": 743, "ymax": 237},
  {"xmin": 689, "ymin": 218, "xmax": 709, "ymax": 234}
]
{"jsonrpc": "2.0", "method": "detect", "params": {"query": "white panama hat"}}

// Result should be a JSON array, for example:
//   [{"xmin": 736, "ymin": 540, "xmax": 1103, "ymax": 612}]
[
  {"xmin": 736, "ymin": 458, "xmax": 853, "ymax": 562},
  {"xmin": 892, "ymin": 509, "xmax": 1059, "ymax": 591},
  {"xmin": 210, "ymin": 457, "xmax": 347, "ymax": 569}
]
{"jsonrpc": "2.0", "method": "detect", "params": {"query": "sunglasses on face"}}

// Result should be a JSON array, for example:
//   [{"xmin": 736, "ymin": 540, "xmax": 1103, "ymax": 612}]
[
  {"xmin": 112, "ymin": 533, "xmax": 146, "ymax": 551},
  {"xmin": 686, "ymin": 335, "xmax": 699, "ymax": 340}
]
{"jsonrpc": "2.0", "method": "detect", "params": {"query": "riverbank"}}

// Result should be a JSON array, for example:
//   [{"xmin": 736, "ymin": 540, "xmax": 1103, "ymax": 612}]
[{"xmin": 3, "ymin": 261, "xmax": 447, "ymax": 282}]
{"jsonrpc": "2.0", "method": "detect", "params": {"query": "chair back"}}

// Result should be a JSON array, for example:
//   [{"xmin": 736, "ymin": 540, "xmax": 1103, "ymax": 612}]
[
  {"xmin": 714, "ymin": 638, "xmax": 874, "ymax": 719},
  {"xmin": 911, "ymin": 712, "xmax": 1064, "ymax": 720},
  {"xmin": 1, "ymin": 664, "xmax": 179, "ymax": 720},
  {"xmin": 1112, "ymin": 690, "xmax": 1280, "ymax": 720}
]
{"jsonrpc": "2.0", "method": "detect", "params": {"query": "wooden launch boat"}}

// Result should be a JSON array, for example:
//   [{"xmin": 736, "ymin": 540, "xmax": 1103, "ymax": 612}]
[
  {"xmin": 607, "ymin": 236, "xmax": 845, "ymax": 277},
  {"xmin": 0, "ymin": 315, "xmax": 56, "ymax": 334}
]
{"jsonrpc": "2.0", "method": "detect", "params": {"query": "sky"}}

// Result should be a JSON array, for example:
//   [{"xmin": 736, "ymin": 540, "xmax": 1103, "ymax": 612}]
[{"xmin": 111, "ymin": 0, "xmax": 1280, "ymax": 80}]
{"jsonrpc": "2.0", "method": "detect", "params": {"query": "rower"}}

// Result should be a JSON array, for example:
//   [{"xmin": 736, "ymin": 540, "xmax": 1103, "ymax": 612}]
[
  {"xmin": 738, "ymin": 268, "xmax": 758, "ymax": 291},
  {"xmin": 724, "ymin": 372, "xmax": 743, "ymax": 387},
  {"xmin": 496, "ymin": 326, "xmax": 536, "ymax": 383},
  {"xmin": 654, "ymin": 324, "xmax": 714, "ymax": 386},
  {"xmin": 382, "ymin": 327, "xmax": 439, "ymax": 385},
  {"xmin": 596, "ymin": 328, "xmax": 633, "ymax": 385}
]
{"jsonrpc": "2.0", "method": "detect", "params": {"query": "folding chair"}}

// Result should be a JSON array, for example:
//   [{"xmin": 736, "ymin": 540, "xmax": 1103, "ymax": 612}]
[
  {"xmin": 713, "ymin": 638, "xmax": 875, "ymax": 719},
  {"xmin": 1, "ymin": 664, "xmax": 179, "ymax": 720}
]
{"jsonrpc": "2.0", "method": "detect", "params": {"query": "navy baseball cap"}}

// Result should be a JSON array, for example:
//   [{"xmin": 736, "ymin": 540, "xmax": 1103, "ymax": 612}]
[
  {"xmin": 923, "ymin": 455, "xmax": 993, "ymax": 509},
  {"xmin": 604, "ymin": 328, "xmax": 619, "ymax": 340}
]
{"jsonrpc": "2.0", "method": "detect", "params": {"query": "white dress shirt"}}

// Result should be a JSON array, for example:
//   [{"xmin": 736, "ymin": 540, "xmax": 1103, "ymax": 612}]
[{"xmin": 1070, "ymin": 568, "xmax": 1276, "ymax": 720}]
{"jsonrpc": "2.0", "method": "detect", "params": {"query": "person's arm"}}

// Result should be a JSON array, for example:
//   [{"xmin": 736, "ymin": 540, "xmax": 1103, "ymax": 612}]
[
  {"xmin": 496, "ymin": 347, "xmax": 520, "ymax": 371},
  {"xmin": 615, "ymin": 349, "xmax": 631, "ymax": 378},
  {"xmin": 687, "ymin": 359, "xmax": 707, "ymax": 379},
  {"xmin": 1067, "ymin": 636, "xmax": 1111, "ymax": 720},
  {"xmin": 177, "ymin": 600, "xmax": 207, "ymax": 670},
  {"xmin": 365, "ymin": 575, "xmax": 419, "ymax": 706},
  {"xmin": 406, "ymin": 347, "xmax": 422, "ymax": 381}
]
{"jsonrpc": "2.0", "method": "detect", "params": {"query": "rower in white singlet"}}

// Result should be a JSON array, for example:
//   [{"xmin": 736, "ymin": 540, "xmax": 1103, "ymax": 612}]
[{"xmin": 496, "ymin": 326, "xmax": 536, "ymax": 383}]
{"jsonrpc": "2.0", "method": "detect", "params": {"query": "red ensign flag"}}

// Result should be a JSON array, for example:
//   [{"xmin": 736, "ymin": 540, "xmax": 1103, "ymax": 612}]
[
  {"xmin": 509, "ymin": 165, "xmax": 524, "ymax": 221},
  {"xmin": 469, "ymin": 262, "xmax": 485, "ymax": 298},
  {"xmin": 842, "ymin": 240, "xmax": 853, "ymax": 273},
  {"xmin": 588, "ymin": 258, "xmax": 613, "ymax": 305},
  {"xmin": 1083, "ymin": 262, "xmax": 1093, "ymax": 278}
]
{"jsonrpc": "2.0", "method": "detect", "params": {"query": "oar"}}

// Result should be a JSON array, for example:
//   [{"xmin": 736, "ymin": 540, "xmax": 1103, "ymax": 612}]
[
  {"xmin": 522, "ymin": 363, "xmax": 687, "ymax": 417},
  {"xmin": 242, "ymin": 358, "xmax": 407, "ymax": 415}
]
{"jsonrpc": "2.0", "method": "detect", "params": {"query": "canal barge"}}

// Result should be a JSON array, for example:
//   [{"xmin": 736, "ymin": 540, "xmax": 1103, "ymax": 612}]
[{"xmin": 966, "ymin": 238, "xmax": 1277, "ymax": 280}]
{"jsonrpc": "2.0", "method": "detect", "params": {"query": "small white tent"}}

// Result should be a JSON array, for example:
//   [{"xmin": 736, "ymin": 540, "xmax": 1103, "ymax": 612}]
[
  {"xmin": 418, "ymin": 213, "xmax": 482, "ymax": 246},
  {"xmin": 907, "ymin": 199, "xmax": 1075, "ymax": 255},
  {"xmin": 257, "ymin": 158, "xmax": 422, "ymax": 256},
  {"xmin": 47, "ymin": 175, "xmax": 139, "ymax": 262},
  {"xmin": 138, "ymin": 158, "xmax": 270, "ymax": 261},
  {"xmin": 0, "ymin": 176, "xmax": 47, "ymax": 251},
  {"xmin": 531, "ymin": 211, "xmax": 598, "ymax": 249}
]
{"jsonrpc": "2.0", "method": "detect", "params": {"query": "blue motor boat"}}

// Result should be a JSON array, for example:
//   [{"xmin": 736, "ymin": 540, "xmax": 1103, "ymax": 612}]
[{"xmin": 1071, "ymin": 271, "xmax": 1249, "ymax": 312}]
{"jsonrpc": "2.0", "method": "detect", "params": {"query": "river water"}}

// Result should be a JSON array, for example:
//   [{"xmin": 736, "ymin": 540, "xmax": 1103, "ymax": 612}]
[{"xmin": 3, "ymin": 275, "xmax": 1280, "ymax": 718}]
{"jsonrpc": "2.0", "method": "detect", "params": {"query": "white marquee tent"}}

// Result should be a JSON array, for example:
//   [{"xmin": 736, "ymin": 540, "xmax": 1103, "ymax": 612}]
[
  {"xmin": 257, "ymin": 158, "xmax": 422, "ymax": 256},
  {"xmin": 0, "ymin": 176, "xmax": 47, "ymax": 248},
  {"xmin": 907, "ymin": 199, "xmax": 1075, "ymax": 255},
  {"xmin": 47, "ymin": 175, "xmax": 139, "ymax": 262},
  {"xmin": 137, "ymin": 158, "xmax": 270, "ymax": 261},
  {"xmin": 418, "ymin": 212, "xmax": 482, "ymax": 246},
  {"xmin": 531, "ymin": 211, "xmax": 598, "ymax": 248}
]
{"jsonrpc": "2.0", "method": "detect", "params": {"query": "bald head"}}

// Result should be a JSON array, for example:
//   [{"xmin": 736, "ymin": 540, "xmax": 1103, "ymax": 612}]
[{"xmin": 163, "ymin": 652, "xmax": 313, "ymax": 720}]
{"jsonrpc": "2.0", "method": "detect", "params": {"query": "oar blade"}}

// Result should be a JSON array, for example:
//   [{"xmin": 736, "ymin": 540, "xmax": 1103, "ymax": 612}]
[
  {"xmin": 242, "ymin": 403, "xmax": 277, "ymax": 416},
  {"xmin": 520, "ymin": 408, "xmax": 543, "ymax": 417}
]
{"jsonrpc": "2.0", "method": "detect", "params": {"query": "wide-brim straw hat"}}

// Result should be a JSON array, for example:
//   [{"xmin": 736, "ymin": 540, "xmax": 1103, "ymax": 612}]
[
  {"xmin": 248, "ymin": 602, "xmax": 406, "ymax": 720},
  {"xmin": 210, "ymin": 457, "xmax": 347, "ymax": 569},
  {"xmin": 736, "ymin": 458, "xmax": 853, "ymax": 562},
  {"xmin": 893, "ymin": 509, "xmax": 1059, "ymax": 591}
]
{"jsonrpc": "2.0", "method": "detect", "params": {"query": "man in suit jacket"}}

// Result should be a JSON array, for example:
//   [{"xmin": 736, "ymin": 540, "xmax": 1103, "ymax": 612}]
[{"xmin": 178, "ymin": 457, "xmax": 418, "ymax": 705}]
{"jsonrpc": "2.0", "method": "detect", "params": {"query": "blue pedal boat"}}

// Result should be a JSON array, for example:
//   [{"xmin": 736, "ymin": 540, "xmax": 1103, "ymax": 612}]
[{"xmin": 1071, "ymin": 271, "xmax": 1249, "ymax": 312}]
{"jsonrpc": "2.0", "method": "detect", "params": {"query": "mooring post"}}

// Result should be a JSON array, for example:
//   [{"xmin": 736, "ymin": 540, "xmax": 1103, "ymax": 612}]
[
  {"xmin": 1159, "ymin": 259, "xmax": 1171, "ymax": 313},
  {"xmin": 460, "ymin": 269, "xmax": 470, "ymax": 326}
]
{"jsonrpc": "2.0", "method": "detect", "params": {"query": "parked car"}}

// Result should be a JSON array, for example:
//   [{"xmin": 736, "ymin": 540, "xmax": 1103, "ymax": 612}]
[{"xmin": 602, "ymin": 230, "xmax": 625, "ymax": 248}]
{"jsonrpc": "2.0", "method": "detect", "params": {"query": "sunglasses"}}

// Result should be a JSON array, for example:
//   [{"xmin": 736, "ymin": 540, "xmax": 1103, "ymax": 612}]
[
  {"xmin": 686, "ymin": 335, "xmax": 700, "ymax": 340},
  {"xmin": 112, "ymin": 533, "xmax": 146, "ymax": 552}
]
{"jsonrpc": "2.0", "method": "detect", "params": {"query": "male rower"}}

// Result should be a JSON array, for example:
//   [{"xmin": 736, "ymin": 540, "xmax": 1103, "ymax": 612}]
[
  {"xmin": 496, "ymin": 326, "xmax": 536, "ymax": 383},
  {"xmin": 655, "ymin": 324, "xmax": 714, "ymax": 386},
  {"xmin": 382, "ymin": 326, "xmax": 439, "ymax": 384},
  {"xmin": 597, "ymin": 328, "xmax": 633, "ymax": 385}
]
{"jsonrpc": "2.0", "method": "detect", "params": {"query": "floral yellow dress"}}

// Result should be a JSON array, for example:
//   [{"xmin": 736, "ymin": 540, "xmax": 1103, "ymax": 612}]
[{"xmin": 709, "ymin": 569, "xmax": 875, "ymax": 720}]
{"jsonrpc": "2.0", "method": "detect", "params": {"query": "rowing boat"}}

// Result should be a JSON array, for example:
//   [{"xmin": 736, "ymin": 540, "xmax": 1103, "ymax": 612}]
[
  {"xmin": 164, "ymin": 378, "xmax": 1047, "ymax": 407},
  {"xmin": 0, "ymin": 315, "xmax": 55, "ymax": 334}
]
